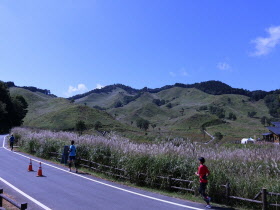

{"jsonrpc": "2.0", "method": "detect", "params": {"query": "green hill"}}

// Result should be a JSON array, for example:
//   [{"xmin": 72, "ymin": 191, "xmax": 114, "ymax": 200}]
[
  {"xmin": 74, "ymin": 87, "xmax": 135, "ymax": 109},
  {"xmin": 8, "ymin": 80, "xmax": 277, "ymax": 143},
  {"xmin": 9, "ymin": 87, "xmax": 133, "ymax": 132},
  {"xmin": 75, "ymin": 86, "xmax": 271, "ymax": 142}
]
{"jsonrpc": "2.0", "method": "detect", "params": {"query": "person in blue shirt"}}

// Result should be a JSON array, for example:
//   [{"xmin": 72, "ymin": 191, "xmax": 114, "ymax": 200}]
[
  {"xmin": 68, "ymin": 140, "xmax": 78, "ymax": 173},
  {"xmin": 9, "ymin": 134, "xmax": 15, "ymax": 151}
]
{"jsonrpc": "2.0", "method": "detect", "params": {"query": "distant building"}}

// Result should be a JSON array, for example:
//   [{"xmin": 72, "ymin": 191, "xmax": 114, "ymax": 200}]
[
  {"xmin": 241, "ymin": 137, "xmax": 255, "ymax": 144},
  {"xmin": 262, "ymin": 122, "xmax": 280, "ymax": 143}
]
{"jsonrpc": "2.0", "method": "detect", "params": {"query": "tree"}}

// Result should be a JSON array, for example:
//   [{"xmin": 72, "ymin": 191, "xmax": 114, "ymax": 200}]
[
  {"xmin": 248, "ymin": 111, "xmax": 257, "ymax": 118},
  {"xmin": 214, "ymin": 132, "xmax": 223, "ymax": 141},
  {"xmin": 15, "ymin": 95, "xmax": 28, "ymax": 109},
  {"xmin": 152, "ymin": 99, "xmax": 166, "ymax": 106},
  {"xmin": 200, "ymin": 125, "xmax": 206, "ymax": 139},
  {"xmin": 217, "ymin": 112, "xmax": 225, "ymax": 119},
  {"xmin": 199, "ymin": 105, "xmax": 208, "ymax": 111},
  {"xmin": 114, "ymin": 100, "xmax": 123, "ymax": 108},
  {"xmin": 152, "ymin": 99, "xmax": 161, "ymax": 106},
  {"xmin": 10, "ymin": 96, "xmax": 28, "ymax": 126},
  {"xmin": 228, "ymin": 112, "xmax": 237, "ymax": 120},
  {"xmin": 0, "ymin": 82, "xmax": 28, "ymax": 133},
  {"xmin": 142, "ymin": 120, "xmax": 150, "ymax": 131},
  {"xmin": 209, "ymin": 105, "xmax": 225, "ymax": 118},
  {"xmin": 151, "ymin": 124, "xmax": 157, "ymax": 130},
  {"xmin": 75, "ymin": 120, "xmax": 86, "ymax": 135},
  {"xmin": 136, "ymin": 118, "xmax": 150, "ymax": 131},
  {"xmin": 94, "ymin": 121, "xmax": 103, "ymax": 130},
  {"xmin": 266, "ymin": 118, "xmax": 272, "ymax": 126},
  {"xmin": 180, "ymin": 108, "xmax": 185, "ymax": 116},
  {"xmin": 261, "ymin": 116, "xmax": 267, "ymax": 125},
  {"xmin": 160, "ymin": 99, "xmax": 166, "ymax": 105},
  {"xmin": 166, "ymin": 103, "xmax": 172, "ymax": 109},
  {"xmin": 136, "ymin": 119, "xmax": 143, "ymax": 129}
]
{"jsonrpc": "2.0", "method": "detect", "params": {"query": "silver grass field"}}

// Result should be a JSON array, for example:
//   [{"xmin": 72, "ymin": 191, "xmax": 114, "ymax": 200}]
[{"xmin": 12, "ymin": 127, "xmax": 280, "ymax": 208}]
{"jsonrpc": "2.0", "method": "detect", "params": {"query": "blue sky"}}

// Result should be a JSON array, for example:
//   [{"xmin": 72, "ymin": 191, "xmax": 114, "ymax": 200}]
[{"xmin": 1, "ymin": 0, "xmax": 280, "ymax": 97}]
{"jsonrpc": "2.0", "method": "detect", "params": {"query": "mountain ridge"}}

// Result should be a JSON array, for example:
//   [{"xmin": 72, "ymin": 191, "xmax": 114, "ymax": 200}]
[
  {"xmin": 6, "ymin": 80, "xmax": 279, "ymax": 142},
  {"xmin": 6, "ymin": 80, "xmax": 279, "ymax": 102},
  {"xmin": 69, "ymin": 80, "xmax": 277, "ymax": 103}
]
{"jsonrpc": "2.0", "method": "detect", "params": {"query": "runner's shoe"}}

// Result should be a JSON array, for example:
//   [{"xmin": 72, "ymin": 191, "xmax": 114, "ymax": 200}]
[{"xmin": 205, "ymin": 204, "xmax": 212, "ymax": 209}]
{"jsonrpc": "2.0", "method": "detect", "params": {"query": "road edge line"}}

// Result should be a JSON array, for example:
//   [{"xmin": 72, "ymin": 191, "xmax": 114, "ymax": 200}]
[
  {"xmin": 2, "ymin": 135, "xmax": 204, "ymax": 210},
  {"xmin": 0, "ymin": 177, "xmax": 52, "ymax": 210}
]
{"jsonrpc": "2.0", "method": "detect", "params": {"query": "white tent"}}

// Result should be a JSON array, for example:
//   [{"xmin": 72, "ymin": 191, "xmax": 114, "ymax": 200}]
[{"xmin": 241, "ymin": 137, "xmax": 255, "ymax": 144}]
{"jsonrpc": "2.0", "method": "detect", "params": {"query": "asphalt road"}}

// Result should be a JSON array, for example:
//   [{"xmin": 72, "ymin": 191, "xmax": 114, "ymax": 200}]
[{"xmin": 0, "ymin": 135, "xmax": 232, "ymax": 210}]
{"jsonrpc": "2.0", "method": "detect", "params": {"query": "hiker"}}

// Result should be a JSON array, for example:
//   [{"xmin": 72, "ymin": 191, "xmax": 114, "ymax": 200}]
[
  {"xmin": 9, "ymin": 134, "xmax": 15, "ymax": 151},
  {"xmin": 68, "ymin": 140, "xmax": 78, "ymax": 173},
  {"xmin": 195, "ymin": 157, "xmax": 211, "ymax": 209}
]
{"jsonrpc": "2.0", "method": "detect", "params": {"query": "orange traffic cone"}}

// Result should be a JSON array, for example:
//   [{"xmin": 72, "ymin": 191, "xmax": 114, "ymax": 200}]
[
  {"xmin": 37, "ymin": 162, "xmax": 43, "ymax": 177},
  {"xmin": 28, "ymin": 159, "xmax": 33, "ymax": 171}
]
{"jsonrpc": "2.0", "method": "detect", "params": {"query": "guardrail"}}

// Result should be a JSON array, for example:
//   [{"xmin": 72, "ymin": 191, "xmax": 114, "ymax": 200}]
[
  {"xmin": 0, "ymin": 189, "xmax": 27, "ymax": 210},
  {"xmin": 221, "ymin": 183, "xmax": 280, "ymax": 210},
  {"xmin": 49, "ymin": 152, "xmax": 280, "ymax": 210},
  {"xmin": 49, "ymin": 152, "xmax": 194, "ymax": 193}
]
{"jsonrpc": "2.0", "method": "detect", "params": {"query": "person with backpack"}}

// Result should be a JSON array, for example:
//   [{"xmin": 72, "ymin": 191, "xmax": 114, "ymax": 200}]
[
  {"xmin": 195, "ymin": 157, "xmax": 211, "ymax": 209},
  {"xmin": 9, "ymin": 134, "xmax": 15, "ymax": 151},
  {"xmin": 68, "ymin": 140, "xmax": 78, "ymax": 173}
]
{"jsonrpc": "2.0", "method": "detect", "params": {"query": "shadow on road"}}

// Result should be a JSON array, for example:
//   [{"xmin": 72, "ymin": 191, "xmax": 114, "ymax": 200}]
[{"xmin": 210, "ymin": 206, "xmax": 236, "ymax": 210}]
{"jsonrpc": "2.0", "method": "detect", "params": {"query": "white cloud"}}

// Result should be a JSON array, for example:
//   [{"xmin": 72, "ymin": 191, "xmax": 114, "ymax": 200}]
[
  {"xmin": 95, "ymin": 84, "xmax": 104, "ymax": 89},
  {"xmin": 169, "ymin": 72, "xmax": 176, "ymax": 77},
  {"xmin": 217, "ymin": 62, "xmax": 231, "ymax": 71},
  {"xmin": 251, "ymin": 26, "xmax": 280, "ymax": 56},
  {"xmin": 65, "ymin": 84, "xmax": 88, "ymax": 97}
]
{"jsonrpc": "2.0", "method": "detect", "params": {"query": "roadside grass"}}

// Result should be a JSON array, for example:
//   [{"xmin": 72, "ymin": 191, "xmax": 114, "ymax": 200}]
[
  {"xmin": 11, "ymin": 127, "xmax": 280, "ymax": 209},
  {"xmin": 32, "ymin": 154, "xmax": 237, "ymax": 210}
]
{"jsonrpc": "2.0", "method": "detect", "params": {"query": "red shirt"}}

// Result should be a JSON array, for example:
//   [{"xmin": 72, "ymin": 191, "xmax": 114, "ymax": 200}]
[{"xmin": 197, "ymin": 164, "xmax": 210, "ymax": 183}]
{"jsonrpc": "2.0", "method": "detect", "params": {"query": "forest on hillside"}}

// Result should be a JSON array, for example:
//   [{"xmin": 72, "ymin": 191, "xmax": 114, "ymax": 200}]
[
  {"xmin": 0, "ymin": 81, "xmax": 28, "ymax": 133},
  {"xmin": 6, "ymin": 81, "xmax": 55, "ymax": 97}
]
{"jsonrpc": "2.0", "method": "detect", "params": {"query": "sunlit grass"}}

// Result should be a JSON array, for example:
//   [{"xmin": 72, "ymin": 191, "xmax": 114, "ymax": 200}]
[{"xmin": 12, "ymin": 127, "xmax": 280, "ymax": 208}]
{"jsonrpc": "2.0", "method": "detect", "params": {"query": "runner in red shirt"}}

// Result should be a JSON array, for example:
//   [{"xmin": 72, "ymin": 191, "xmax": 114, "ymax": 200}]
[{"xmin": 195, "ymin": 157, "xmax": 211, "ymax": 209}]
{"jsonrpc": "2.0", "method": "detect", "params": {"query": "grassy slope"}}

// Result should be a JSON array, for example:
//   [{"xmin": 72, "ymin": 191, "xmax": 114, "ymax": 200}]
[
  {"xmin": 10, "ymin": 85, "xmax": 271, "ymax": 142},
  {"xmin": 75, "ymin": 87, "xmax": 134, "ymax": 108},
  {"xmin": 205, "ymin": 94, "xmax": 269, "ymax": 141},
  {"xmin": 9, "ymin": 87, "xmax": 133, "ymax": 132},
  {"xmin": 100, "ymin": 87, "xmax": 270, "ymax": 141}
]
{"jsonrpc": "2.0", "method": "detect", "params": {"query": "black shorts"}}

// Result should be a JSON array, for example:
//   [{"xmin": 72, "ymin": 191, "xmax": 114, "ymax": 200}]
[
  {"xmin": 69, "ymin": 156, "xmax": 76, "ymax": 161},
  {"xmin": 199, "ymin": 182, "xmax": 208, "ymax": 194}
]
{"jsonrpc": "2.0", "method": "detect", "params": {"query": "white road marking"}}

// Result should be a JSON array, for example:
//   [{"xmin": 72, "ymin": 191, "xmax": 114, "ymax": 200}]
[
  {"xmin": 2, "ymin": 135, "xmax": 204, "ymax": 210},
  {"xmin": 0, "ymin": 177, "xmax": 51, "ymax": 210},
  {"xmin": 2, "ymin": 135, "xmax": 6, "ymax": 147}
]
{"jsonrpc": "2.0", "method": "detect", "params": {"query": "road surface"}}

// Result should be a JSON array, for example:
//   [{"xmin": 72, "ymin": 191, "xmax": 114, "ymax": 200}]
[{"xmin": 0, "ymin": 135, "xmax": 231, "ymax": 210}]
